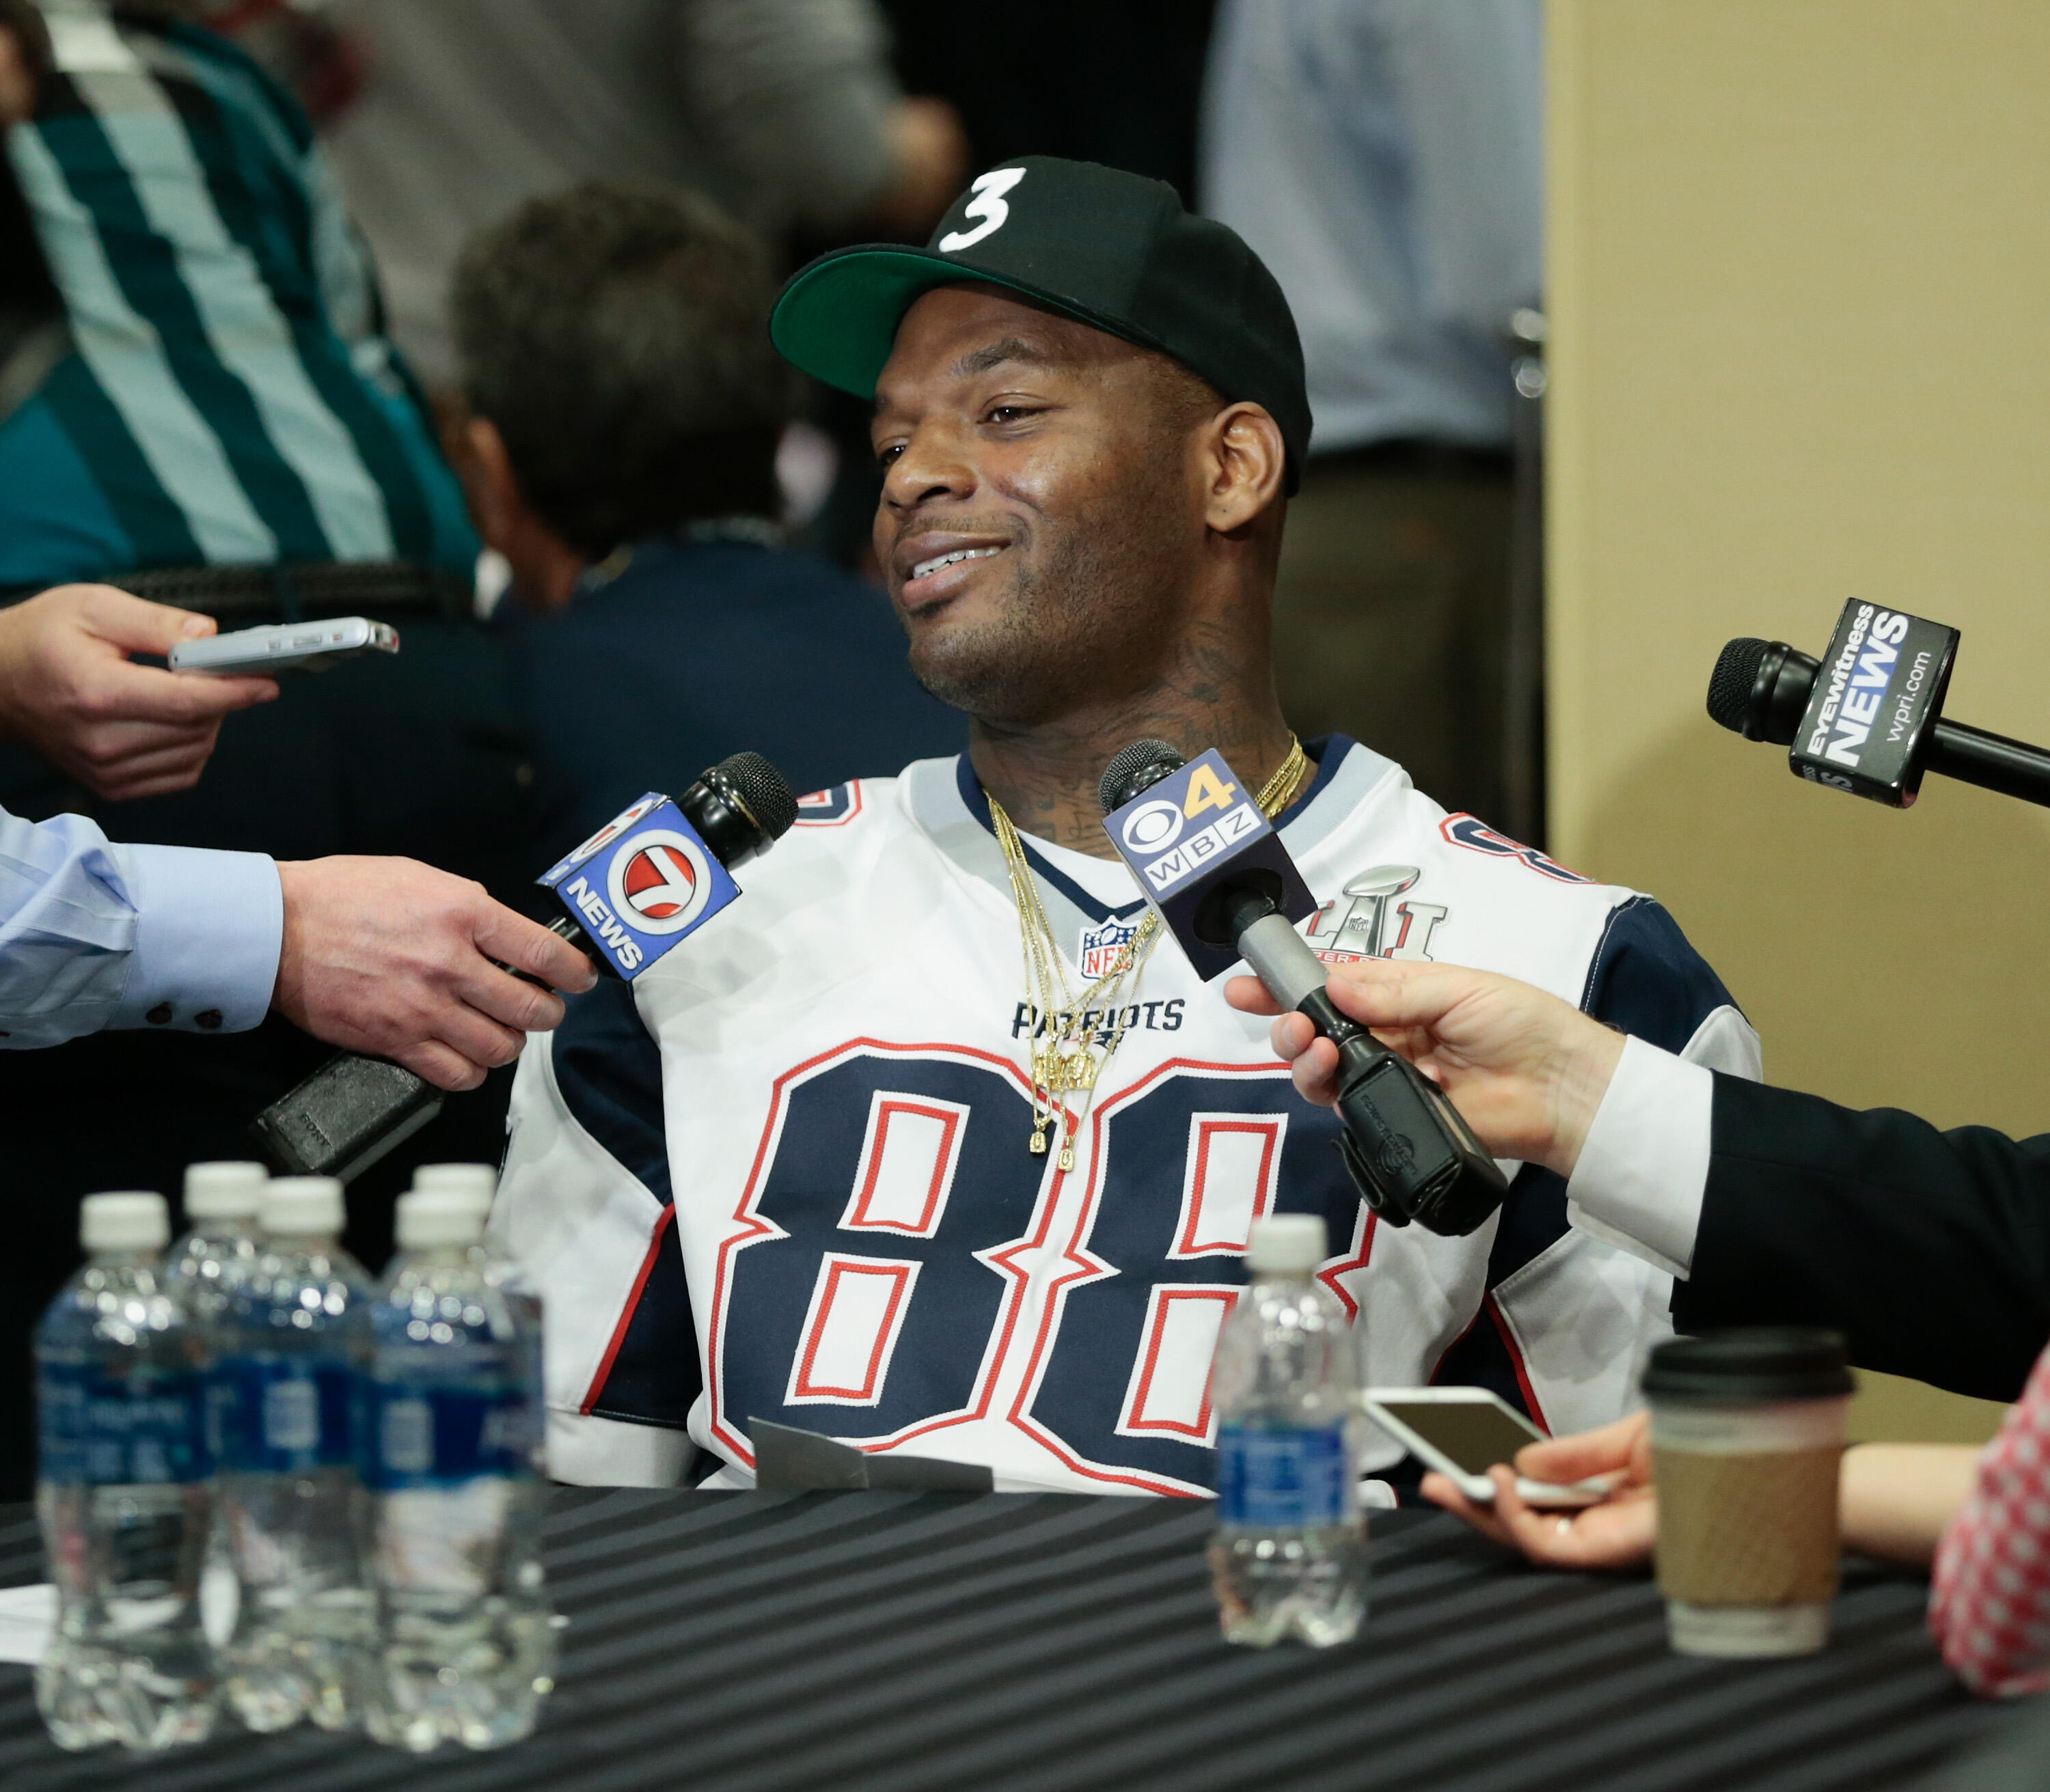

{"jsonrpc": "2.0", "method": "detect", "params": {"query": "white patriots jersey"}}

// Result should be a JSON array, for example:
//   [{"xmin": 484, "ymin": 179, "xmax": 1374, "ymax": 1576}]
[{"xmin": 495, "ymin": 738, "xmax": 1760, "ymax": 1498}]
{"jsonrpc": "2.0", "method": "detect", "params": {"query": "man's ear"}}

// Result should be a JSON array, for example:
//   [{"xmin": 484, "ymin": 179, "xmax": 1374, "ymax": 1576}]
[
  {"xmin": 1201, "ymin": 402, "xmax": 1287, "ymax": 535},
  {"xmin": 456, "ymin": 415, "xmax": 523, "ymax": 552}
]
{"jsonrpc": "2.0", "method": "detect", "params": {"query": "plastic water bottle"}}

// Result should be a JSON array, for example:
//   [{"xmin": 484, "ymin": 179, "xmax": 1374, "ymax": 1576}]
[
  {"xmin": 1208, "ymin": 1213, "xmax": 1369, "ymax": 1647},
  {"xmin": 415, "ymin": 1163, "xmax": 545, "ymax": 1474},
  {"xmin": 213, "ymin": 1176, "xmax": 372, "ymax": 1732},
  {"xmin": 163, "ymin": 1162, "xmax": 267, "ymax": 1467},
  {"xmin": 34, "ymin": 1191, "xmax": 216, "ymax": 1751},
  {"xmin": 164, "ymin": 1162, "xmax": 268, "ymax": 1314},
  {"xmin": 359, "ymin": 1189, "xmax": 553, "ymax": 1751}
]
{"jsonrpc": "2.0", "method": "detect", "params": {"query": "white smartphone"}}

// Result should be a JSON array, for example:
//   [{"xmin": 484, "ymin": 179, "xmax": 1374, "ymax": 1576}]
[
  {"xmin": 168, "ymin": 616, "xmax": 400, "ymax": 676},
  {"xmin": 1364, "ymin": 1386, "xmax": 1615, "ymax": 1508}
]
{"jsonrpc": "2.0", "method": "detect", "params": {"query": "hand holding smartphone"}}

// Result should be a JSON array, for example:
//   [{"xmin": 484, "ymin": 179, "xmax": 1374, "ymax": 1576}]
[
  {"xmin": 169, "ymin": 616, "xmax": 398, "ymax": 676},
  {"xmin": 1365, "ymin": 1387, "xmax": 1620, "ymax": 1508}
]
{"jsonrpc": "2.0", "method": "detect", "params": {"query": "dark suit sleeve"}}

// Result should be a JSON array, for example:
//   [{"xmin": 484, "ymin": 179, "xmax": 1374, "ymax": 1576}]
[{"xmin": 1671, "ymin": 1073, "xmax": 2050, "ymax": 1401}]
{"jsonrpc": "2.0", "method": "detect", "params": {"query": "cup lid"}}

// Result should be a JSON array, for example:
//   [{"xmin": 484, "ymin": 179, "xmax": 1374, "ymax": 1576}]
[{"xmin": 1642, "ymin": 1327, "xmax": 1854, "ymax": 1405}]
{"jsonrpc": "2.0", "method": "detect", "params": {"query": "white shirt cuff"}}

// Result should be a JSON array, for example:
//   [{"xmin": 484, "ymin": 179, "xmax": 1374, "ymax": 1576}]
[
  {"xmin": 109, "ymin": 844, "xmax": 282, "ymax": 1034},
  {"xmin": 1564, "ymin": 1033, "xmax": 1713, "ymax": 1280}
]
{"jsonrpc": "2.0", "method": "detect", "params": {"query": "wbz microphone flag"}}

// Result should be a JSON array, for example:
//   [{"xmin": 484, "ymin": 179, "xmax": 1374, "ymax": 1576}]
[
  {"xmin": 1101, "ymin": 748, "xmax": 1315, "ymax": 981},
  {"xmin": 537, "ymin": 792, "xmax": 740, "ymax": 978}
]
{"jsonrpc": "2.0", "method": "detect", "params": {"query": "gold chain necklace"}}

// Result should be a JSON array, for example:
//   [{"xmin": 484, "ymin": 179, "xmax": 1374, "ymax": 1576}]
[{"xmin": 988, "ymin": 737, "xmax": 1310, "ymax": 1171}]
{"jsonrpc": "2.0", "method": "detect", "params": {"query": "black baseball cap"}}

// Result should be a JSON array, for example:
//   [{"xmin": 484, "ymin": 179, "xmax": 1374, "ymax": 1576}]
[{"xmin": 769, "ymin": 156, "xmax": 1311, "ymax": 494}]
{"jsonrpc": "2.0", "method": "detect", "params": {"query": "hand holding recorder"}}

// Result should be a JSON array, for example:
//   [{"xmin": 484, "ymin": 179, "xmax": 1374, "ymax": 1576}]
[{"xmin": 0, "ymin": 584, "xmax": 278, "ymax": 800}]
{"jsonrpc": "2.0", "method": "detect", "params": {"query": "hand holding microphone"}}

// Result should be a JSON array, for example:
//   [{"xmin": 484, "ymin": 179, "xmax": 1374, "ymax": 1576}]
[
  {"xmin": 271, "ymin": 858, "xmax": 598, "ymax": 1093},
  {"xmin": 1223, "ymin": 956, "xmax": 1626, "ymax": 1182},
  {"xmin": 254, "ymin": 752, "xmax": 798, "ymax": 1181},
  {"xmin": 1099, "ymin": 740, "xmax": 1508, "ymax": 1236}
]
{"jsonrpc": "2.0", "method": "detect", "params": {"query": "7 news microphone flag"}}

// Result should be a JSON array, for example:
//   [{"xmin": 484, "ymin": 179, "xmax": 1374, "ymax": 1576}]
[
  {"xmin": 251, "ymin": 754, "xmax": 797, "ymax": 1183},
  {"xmin": 1099, "ymin": 740, "xmax": 1507, "ymax": 1237},
  {"xmin": 1708, "ymin": 598, "xmax": 2050, "ymax": 810}
]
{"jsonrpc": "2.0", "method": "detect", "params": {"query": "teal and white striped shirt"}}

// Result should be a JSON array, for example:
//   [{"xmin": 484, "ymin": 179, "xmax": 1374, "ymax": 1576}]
[{"xmin": 0, "ymin": 1, "xmax": 476, "ymax": 589}]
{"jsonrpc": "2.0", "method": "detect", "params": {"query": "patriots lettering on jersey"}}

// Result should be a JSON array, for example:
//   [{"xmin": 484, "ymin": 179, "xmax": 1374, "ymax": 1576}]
[
  {"xmin": 794, "ymin": 782, "xmax": 864, "ymax": 827},
  {"xmin": 1303, "ymin": 864, "xmax": 1449, "ymax": 964},
  {"xmin": 1011, "ymin": 1000, "xmax": 1186, "ymax": 1042},
  {"xmin": 1440, "ymin": 815, "xmax": 1589, "ymax": 883}
]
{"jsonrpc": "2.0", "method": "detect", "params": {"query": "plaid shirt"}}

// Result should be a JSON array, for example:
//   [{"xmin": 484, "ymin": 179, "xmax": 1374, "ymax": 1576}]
[{"xmin": 1930, "ymin": 1344, "xmax": 2050, "ymax": 1696}]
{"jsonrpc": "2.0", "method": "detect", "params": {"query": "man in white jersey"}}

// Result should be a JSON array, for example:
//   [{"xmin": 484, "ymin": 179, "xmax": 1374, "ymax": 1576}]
[{"xmin": 495, "ymin": 157, "xmax": 1761, "ymax": 1497}]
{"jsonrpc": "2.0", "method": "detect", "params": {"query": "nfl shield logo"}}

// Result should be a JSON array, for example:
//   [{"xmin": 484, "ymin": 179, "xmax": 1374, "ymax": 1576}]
[{"xmin": 1078, "ymin": 916, "xmax": 1139, "ymax": 980}]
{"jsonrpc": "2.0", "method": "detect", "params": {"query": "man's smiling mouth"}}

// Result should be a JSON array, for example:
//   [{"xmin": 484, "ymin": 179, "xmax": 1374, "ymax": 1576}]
[{"xmin": 910, "ymin": 545, "xmax": 1004, "ymax": 581}]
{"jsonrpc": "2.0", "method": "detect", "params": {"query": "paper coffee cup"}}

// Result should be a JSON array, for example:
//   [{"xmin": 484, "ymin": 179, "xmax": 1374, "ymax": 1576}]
[{"xmin": 1641, "ymin": 1329, "xmax": 1855, "ymax": 1659}]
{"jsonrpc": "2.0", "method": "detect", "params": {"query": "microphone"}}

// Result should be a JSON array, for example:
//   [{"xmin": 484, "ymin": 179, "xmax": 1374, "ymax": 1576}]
[
  {"xmin": 1708, "ymin": 599, "xmax": 2050, "ymax": 808},
  {"xmin": 251, "ymin": 752, "xmax": 797, "ymax": 1183},
  {"xmin": 1099, "ymin": 741, "xmax": 1508, "ymax": 1237}
]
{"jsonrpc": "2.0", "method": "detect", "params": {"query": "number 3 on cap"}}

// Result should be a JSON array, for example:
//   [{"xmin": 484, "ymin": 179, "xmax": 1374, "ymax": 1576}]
[{"xmin": 940, "ymin": 167, "xmax": 1027, "ymax": 253}]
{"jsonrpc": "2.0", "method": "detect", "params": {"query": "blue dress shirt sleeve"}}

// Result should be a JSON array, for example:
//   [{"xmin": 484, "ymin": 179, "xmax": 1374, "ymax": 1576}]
[{"xmin": 0, "ymin": 805, "xmax": 282, "ymax": 1047}]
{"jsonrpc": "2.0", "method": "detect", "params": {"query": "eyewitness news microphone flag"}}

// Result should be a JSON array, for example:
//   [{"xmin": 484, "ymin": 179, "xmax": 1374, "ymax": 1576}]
[
  {"xmin": 538, "ymin": 794, "xmax": 741, "ymax": 978},
  {"xmin": 1788, "ymin": 599, "xmax": 1959, "ymax": 806},
  {"xmin": 1100, "ymin": 748, "xmax": 1316, "ymax": 981},
  {"xmin": 1710, "ymin": 613, "xmax": 2050, "ymax": 812}
]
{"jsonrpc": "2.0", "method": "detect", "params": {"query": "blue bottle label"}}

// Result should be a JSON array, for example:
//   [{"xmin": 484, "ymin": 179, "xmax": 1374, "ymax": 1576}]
[
  {"xmin": 36, "ymin": 1364, "xmax": 207, "ymax": 1486},
  {"xmin": 1215, "ymin": 1422, "xmax": 1353, "ymax": 1527},
  {"xmin": 214, "ymin": 1359, "xmax": 357, "ymax": 1472},
  {"xmin": 361, "ymin": 1381, "xmax": 532, "ymax": 1489}
]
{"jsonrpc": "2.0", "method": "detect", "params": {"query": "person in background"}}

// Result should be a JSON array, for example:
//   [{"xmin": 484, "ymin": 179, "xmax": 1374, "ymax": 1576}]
[
  {"xmin": 0, "ymin": 0, "xmax": 549, "ymax": 1492},
  {"xmin": 324, "ymin": 0, "xmax": 968, "ymax": 394},
  {"xmin": 879, "ymin": 0, "xmax": 1218, "ymax": 208},
  {"xmin": 1201, "ymin": 0, "xmax": 1543, "ymax": 828},
  {"xmin": 450, "ymin": 181, "xmax": 961, "ymax": 846}
]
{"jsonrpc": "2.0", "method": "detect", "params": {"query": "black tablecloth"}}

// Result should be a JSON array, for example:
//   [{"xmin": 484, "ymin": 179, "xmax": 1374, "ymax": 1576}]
[{"xmin": 0, "ymin": 1489, "xmax": 2010, "ymax": 1791}]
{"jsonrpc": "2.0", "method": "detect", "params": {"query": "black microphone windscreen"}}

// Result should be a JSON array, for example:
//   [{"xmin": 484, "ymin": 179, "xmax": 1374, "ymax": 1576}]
[
  {"xmin": 714, "ymin": 750, "xmax": 797, "ymax": 840},
  {"xmin": 1707, "ymin": 639, "xmax": 1770, "ymax": 734},
  {"xmin": 1099, "ymin": 739, "xmax": 1185, "ymax": 816}
]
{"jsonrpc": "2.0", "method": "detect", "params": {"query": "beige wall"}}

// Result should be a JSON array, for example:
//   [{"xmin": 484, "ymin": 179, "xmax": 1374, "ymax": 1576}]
[{"xmin": 1547, "ymin": 0, "xmax": 2050, "ymax": 1442}]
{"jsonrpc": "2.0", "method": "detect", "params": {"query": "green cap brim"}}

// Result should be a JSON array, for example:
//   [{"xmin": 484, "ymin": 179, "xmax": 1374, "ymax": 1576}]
[{"xmin": 769, "ymin": 245, "xmax": 1143, "ymax": 399}]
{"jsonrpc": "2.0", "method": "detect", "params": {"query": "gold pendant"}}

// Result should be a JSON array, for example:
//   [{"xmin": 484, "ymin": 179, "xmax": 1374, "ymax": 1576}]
[{"xmin": 1058, "ymin": 1144, "xmax": 1075, "ymax": 1172}]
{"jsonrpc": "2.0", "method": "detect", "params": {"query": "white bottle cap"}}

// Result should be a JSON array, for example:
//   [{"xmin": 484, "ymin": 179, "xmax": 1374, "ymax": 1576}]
[
  {"xmin": 1245, "ymin": 1213, "xmax": 1328, "ymax": 1275},
  {"xmin": 182, "ymin": 1160, "xmax": 266, "ymax": 1222},
  {"xmin": 81, "ymin": 1191, "xmax": 170, "ymax": 1253},
  {"xmin": 395, "ymin": 1189, "xmax": 487, "ymax": 1250},
  {"xmin": 260, "ymin": 1176, "xmax": 345, "ymax": 1238},
  {"xmin": 411, "ymin": 1162, "xmax": 496, "ymax": 1213}
]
